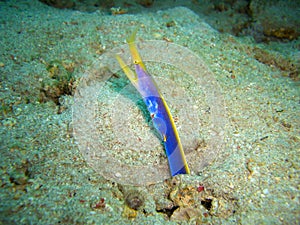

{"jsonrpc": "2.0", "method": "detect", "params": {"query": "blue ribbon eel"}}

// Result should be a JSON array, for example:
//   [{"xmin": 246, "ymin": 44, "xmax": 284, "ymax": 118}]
[{"xmin": 116, "ymin": 28, "xmax": 190, "ymax": 176}]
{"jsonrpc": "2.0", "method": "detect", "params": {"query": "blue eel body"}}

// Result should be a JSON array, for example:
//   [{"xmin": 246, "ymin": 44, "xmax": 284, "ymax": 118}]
[{"xmin": 116, "ymin": 29, "xmax": 190, "ymax": 176}]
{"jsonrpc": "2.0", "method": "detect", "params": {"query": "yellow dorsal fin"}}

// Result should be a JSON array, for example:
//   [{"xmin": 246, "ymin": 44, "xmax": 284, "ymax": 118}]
[{"xmin": 126, "ymin": 27, "xmax": 146, "ymax": 71}]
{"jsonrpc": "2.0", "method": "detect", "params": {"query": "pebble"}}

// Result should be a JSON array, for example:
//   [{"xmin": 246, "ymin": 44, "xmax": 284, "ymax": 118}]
[
  {"xmin": 262, "ymin": 189, "xmax": 269, "ymax": 195},
  {"xmin": 2, "ymin": 117, "xmax": 17, "ymax": 127}
]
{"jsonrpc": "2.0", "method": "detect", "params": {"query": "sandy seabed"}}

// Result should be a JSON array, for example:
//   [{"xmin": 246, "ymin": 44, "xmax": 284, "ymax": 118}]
[{"xmin": 0, "ymin": 1, "xmax": 299, "ymax": 224}]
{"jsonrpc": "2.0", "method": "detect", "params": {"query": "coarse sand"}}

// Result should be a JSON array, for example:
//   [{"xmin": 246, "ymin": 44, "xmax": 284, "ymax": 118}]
[{"xmin": 0, "ymin": 1, "xmax": 299, "ymax": 224}]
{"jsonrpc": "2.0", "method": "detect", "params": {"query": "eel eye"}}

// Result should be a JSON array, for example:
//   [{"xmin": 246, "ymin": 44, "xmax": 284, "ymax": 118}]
[{"xmin": 134, "ymin": 60, "xmax": 139, "ymax": 64}]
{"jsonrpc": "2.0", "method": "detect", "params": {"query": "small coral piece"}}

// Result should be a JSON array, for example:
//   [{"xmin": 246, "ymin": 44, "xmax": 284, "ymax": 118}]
[
  {"xmin": 197, "ymin": 185, "xmax": 205, "ymax": 192},
  {"xmin": 93, "ymin": 198, "xmax": 106, "ymax": 209},
  {"xmin": 110, "ymin": 7, "xmax": 128, "ymax": 15},
  {"xmin": 40, "ymin": 60, "xmax": 76, "ymax": 106},
  {"xmin": 122, "ymin": 205, "xmax": 138, "ymax": 219}
]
